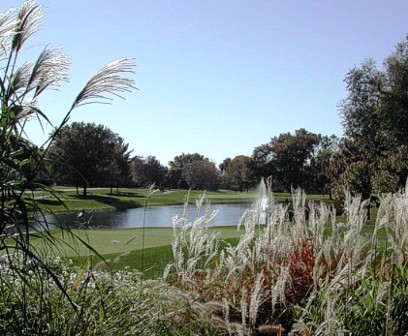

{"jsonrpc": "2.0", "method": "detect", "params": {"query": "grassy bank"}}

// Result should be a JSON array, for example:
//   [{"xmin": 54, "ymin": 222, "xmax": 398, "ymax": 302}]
[
  {"xmin": 33, "ymin": 186, "xmax": 335, "ymax": 212},
  {"xmin": 33, "ymin": 187, "xmax": 259, "ymax": 212}
]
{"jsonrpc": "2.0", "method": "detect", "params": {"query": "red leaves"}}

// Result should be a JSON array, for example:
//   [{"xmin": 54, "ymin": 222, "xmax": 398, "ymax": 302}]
[{"xmin": 286, "ymin": 239, "xmax": 316, "ymax": 304}]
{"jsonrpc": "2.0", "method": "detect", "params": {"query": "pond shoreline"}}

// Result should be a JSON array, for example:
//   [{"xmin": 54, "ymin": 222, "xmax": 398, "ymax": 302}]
[
  {"xmin": 41, "ymin": 202, "xmax": 255, "ymax": 230},
  {"xmin": 35, "ymin": 187, "xmax": 259, "ymax": 214}
]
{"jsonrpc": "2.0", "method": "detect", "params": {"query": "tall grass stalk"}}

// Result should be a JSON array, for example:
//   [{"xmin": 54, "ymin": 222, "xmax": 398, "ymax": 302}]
[
  {"xmin": 165, "ymin": 180, "xmax": 408, "ymax": 335},
  {"xmin": 140, "ymin": 183, "xmax": 158, "ymax": 274}
]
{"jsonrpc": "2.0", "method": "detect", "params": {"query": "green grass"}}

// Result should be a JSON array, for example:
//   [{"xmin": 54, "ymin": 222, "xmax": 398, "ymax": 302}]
[
  {"xmin": 72, "ymin": 236, "xmax": 241, "ymax": 280},
  {"xmin": 32, "ymin": 187, "xmax": 260, "ymax": 213},
  {"xmin": 32, "ymin": 186, "xmax": 335, "ymax": 213},
  {"xmin": 31, "ymin": 226, "xmax": 244, "ymax": 257},
  {"xmin": 30, "ymin": 226, "xmax": 244, "ymax": 280}
]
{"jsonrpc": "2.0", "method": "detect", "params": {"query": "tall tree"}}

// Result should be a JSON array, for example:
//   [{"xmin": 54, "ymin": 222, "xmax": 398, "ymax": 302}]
[
  {"xmin": 250, "ymin": 143, "xmax": 274, "ymax": 179},
  {"xmin": 220, "ymin": 155, "xmax": 256, "ymax": 191},
  {"xmin": 326, "ymin": 138, "xmax": 371, "ymax": 200},
  {"xmin": 382, "ymin": 37, "xmax": 408, "ymax": 147},
  {"xmin": 310, "ymin": 135, "xmax": 338, "ymax": 195},
  {"xmin": 338, "ymin": 35, "xmax": 408, "ymax": 196},
  {"xmin": 252, "ymin": 129, "xmax": 324, "ymax": 192},
  {"xmin": 182, "ymin": 160, "xmax": 221, "ymax": 191},
  {"xmin": 48, "ymin": 122, "xmax": 132, "ymax": 196},
  {"xmin": 130, "ymin": 155, "xmax": 167, "ymax": 189},
  {"xmin": 105, "ymin": 136, "xmax": 133, "ymax": 192},
  {"xmin": 167, "ymin": 153, "xmax": 207, "ymax": 189}
]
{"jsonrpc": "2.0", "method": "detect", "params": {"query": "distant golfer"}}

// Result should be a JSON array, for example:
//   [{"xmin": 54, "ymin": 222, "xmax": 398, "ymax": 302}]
[{"xmin": 77, "ymin": 208, "xmax": 86, "ymax": 219}]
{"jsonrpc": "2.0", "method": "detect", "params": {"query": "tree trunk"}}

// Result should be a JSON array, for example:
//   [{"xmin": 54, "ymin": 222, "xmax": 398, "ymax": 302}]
[{"xmin": 83, "ymin": 185, "xmax": 87, "ymax": 197}]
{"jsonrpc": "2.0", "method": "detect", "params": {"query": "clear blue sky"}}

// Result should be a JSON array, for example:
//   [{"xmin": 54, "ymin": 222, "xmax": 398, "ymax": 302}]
[{"xmin": 2, "ymin": 1, "xmax": 407, "ymax": 166}]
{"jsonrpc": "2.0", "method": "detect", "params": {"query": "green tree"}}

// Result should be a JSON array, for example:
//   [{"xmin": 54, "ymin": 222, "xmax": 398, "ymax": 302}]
[
  {"xmin": 382, "ymin": 37, "xmax": 408, "ymax": 147},
  {"xmin": 326, "ymin": 138, "xmax": 371, "ymax": 200},
  {"xmin": 130, "ymin": 155, "xmax": 167, "ymax": 189},
  {"xmin": 109, "ymin": 136, "xmax": 133, "ymax": 192},
  {"xmin": 252, "ymin": 129, "xmax": 326, "ymax": 192},
  {"xmin": 167, "ymin": 153, "xmax": 207, "ymax": 189},
  {"xmin": 250, "ymin": 143, "xmax": 274, "ymax": 179},
  {"xmin": 182, "ymin": 160, "xmax": 221, "ymax": 191},
  {"xmin": 220, "ymin": 155, "xmax": 256, "ymax": 191},
  {"xmin": 48, "ymin": 122, "xmax": 131, "ymax": 196},
  {"xmin": 310, "ymin": 134, "xmax": 338, "ymax": 195},
  {"xmin": 338, "ymin": 35, "xmax": 408, "ymax": 196}
]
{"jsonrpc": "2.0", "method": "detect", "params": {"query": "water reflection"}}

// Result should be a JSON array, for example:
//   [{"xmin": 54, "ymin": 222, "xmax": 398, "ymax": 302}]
[{"xmin": 41, "ymin": 203, "xmax": 251, "ymax": 229}]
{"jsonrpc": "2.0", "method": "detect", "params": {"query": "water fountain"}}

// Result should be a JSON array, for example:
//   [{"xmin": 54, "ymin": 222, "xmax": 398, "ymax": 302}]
[{"xmin": 256, "ymin": 177, "xmax": 270, "ymax": 225}]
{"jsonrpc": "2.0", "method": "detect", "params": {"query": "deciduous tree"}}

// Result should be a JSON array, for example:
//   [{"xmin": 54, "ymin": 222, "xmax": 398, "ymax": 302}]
[
  {"xmin": 220, "ymin": 155, "xmax": 256, "ymax": 191},
  {"xmin": 252, "ymin": 129, "xmax": 330, "ymax": 192},
  {"xmin": 48, "ymin": 122, "xmax": 132, "ymax": 196},
  {"xmin": 338, "ymin": 35, "xmax": 408, "ymax": 197},
  {"xmin": 167, "ymin": 153, "xmax": 207, "ymax": 189},
  {"xmin": 130, "ymin": 155, "xmax": 167, "ymax": 189},
  {"xmin": 182, "ymin": 160, "xmax": 221, "ymax": 191}
]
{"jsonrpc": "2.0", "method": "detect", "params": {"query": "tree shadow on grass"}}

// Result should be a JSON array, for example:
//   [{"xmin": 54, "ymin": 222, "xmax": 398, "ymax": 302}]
[
  {"xmin": 72, "ymin": 194, "xmax": 142, "ymax": 210},
  {"xmin": 108, "ymin": 191, "xmax": 145, "ymax": 198},
  {"xmin": 36, "ymin": 199, "xmax": 62, "ymax": 206}
]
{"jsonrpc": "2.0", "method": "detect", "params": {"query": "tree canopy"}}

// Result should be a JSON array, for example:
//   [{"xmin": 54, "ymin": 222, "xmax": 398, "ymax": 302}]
[
  {"xmin": 167, "ymin": 153, "xmax": 220, "ymax": 190},
  {"xmin": 220, "ymin": 155, "xmax": 256, "ymax": 192},
  {"xmin": 251, "ymin": 129, "xmax": 336, "ymax": 193},
  {"xmin": 336, "ymin": 35, "xmax": 408, "ymax": 198},
  {"xmin": 48, "ymin": 122, "xmax": 132, "ymax": 195},
  {"xmin": 130, "ymin": 155, "xmax": 167, "ymax": 189}
]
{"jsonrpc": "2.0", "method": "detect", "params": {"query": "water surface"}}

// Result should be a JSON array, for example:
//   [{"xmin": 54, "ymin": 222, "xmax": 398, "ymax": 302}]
[{"xmin": 42, "ymin": 203, "xmax": 252, "ymax": 229}]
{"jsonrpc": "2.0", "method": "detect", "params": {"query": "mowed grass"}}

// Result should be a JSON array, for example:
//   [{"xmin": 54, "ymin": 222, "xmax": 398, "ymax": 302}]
[
  {"xmin": 31, "ymin": 226, "xmax": 245, "ymax": 279},
  {"xmin": 33, "ymin": 186, "xmax": 335, "ymax": 213},
  {"xmin": 32, "ymin": 226, "xmax": 245, "ymax": 257},
  {"xmin": 33, "ymin": 187, "xmax": 260, "ymax": 212}
]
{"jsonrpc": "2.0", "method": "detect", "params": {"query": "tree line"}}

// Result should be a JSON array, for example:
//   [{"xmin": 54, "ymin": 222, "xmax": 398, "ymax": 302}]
[
  {"xmin": 43, "ymin": 35, "xmax": 408, "ymax": 200},
  {"xmin": 41, "ymin": 122, "xmax": 336, "ymax": 195}
]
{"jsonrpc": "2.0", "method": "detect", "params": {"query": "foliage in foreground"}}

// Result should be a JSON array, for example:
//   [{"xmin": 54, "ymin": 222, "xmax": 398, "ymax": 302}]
[
  {"xmin": 0, "ymin": 254, "xmax": 225, "ymax": 335},
  {"xmin": 0, "ymin": 1, "xmax": 136, "ymax": 334},
  {"xmin": 164, "ymin": 182, "xmax": 408, "ymax": 335},
  {"xmin": 1, "ymin": 183, "xmax": 408, "ymax": 335}
]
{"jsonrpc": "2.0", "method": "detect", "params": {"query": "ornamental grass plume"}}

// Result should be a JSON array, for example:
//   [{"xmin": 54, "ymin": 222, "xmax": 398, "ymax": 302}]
[
  {"xmin": 165, "ymin": 181, "xmax": 321, "ymax": 333},
  {"xmin": 165, "ymin": 181, "xmax": 408, "ymax": 335},
  {"xmin": 293, "ymin": 184, "xmax": 408, "ymax": 335},
  {"xmin": 164, "ymin": 191, "xmax": 220, "ymax": 288}
]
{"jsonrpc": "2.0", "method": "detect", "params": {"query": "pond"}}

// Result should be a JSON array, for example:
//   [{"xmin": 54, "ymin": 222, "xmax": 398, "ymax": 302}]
[{"xmin": 41, "ymin": 202, "xmax": 254, "ymax": 230}]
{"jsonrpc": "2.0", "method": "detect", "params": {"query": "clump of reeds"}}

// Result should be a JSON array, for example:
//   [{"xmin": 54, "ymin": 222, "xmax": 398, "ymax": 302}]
[
  {"xmin": 165, "ymin": 182, "xmax": 408, "ymax": 335},
  {"xmin": 0, "ymin": 251, "xmax": 228, "ymax": 335}
]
